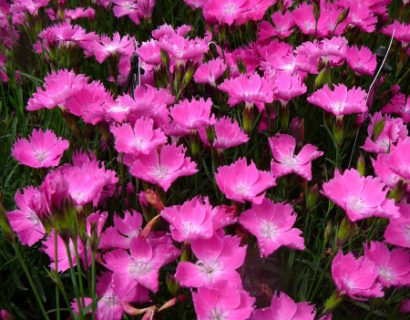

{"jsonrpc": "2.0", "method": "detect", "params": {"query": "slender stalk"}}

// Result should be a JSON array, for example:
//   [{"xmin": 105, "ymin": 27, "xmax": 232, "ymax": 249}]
[
  {"xmin": 54, "ymin": 232, "xmax": 61, "ymax": 320},
  {"xmin": 13, "ymin": 244, "xmax": 51, "ymax": 320},
  {"xmin": 91, "ymin": 249, "xmax": 97, "ymax": 320},
  {"xmin": 73, "ymin": 235, "xmax": 86, "ymax": 311},
  {"xmin": 64, "ymin": 240, "xmax": 83, "ymax": 319}
]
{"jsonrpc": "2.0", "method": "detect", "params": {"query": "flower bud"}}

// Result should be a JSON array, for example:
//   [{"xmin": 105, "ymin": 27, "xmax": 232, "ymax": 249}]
[
  {"xmin": 324, "ymin": 290, "xmax": 343, "ymax": 312},
  {"xmin": 337, "ymin": 216, "xmax": 352, "ymax": 246},
  {"xmin": 307, "ymin": 184, "xmax": 320, "ymax": 210},
  {"xmin": 243, "ymin": 105, "xmax": 255, "ymax": 134},
  {"xmin": 356, "ymin": 154, "xmax": 366, "ymax": 176},
  {"xmin": 166, "ymin": 273, "xmax": 179, "ymax": 296}
]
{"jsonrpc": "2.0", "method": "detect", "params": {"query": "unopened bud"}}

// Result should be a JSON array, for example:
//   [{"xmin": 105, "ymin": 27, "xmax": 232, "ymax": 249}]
[
  {"xmin": 356, "ymin": 154, "xmax": 365, "ymax": 176},
  {"xmin": 166, "ymin": 273, "xmax": 179, "ymax": 296},
  {"xmin": 337, "ymin": 216, "xmax": 352, "ymax": 246},
  {"xmin": 371, "ymin": 118, "xmax": 386, "ymax": 141}
]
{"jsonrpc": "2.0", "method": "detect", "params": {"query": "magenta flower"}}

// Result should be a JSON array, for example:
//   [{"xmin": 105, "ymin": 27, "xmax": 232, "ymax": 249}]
[
  {"xmin": 215, "ymin": 157, "xmax": 276, "ymax": 204},
  {"xmin": 382, "ymin": 92, "xmax": 410, "ymax": 123},
  {"xmin": 111, "ymin": 118, "xmax": 167, "ymax": 156},
  {"xmin": 308, "ymin": 84, "xmax": 367, "ymax": 116},
  {"xmin": 7, "ymin": 186, "xmax": 46, "ymax": 246},
  {"xmin": 100, "ymin": 210, "xmax": 143, "ymax": 249},
  {"xmin": 64, "ymin": 7, "xmax": 96, "ymax": 21},
  {"xmin": 386, "ymin": 137, "xmax": 410, "ymax": 180},
  {"xmin": 321, "ymin": 169, "xmax": 400, "ymax": 222},
  {"xmin": 175, "ymin": 232, "xmax": 246, "ymax": 288},
  {"xmin": 364, "ymin": 241, "xmax": 410, "ymax": 288},
  {"xmin": 103, "ymin": 236, "xmax": 168, "ymax": 293},
  {"xmin": 362, "ymin": 112, "xmax": 407, "ymax": 154},
  {"xmin": 104, "ymin": 94, "xmax": 137, "ymax": 123},
  {"xmin": 26, "ymin": 69, "xmax": 89, "ymax": 111},
  {"xmin": 384, "ymin": 204, "xmax": 410, "ymax": 249},
  {"xmin": 202, "ymin": 0, "xmax": 248, "ymax": 25},
  {"xmin": 272, "ymin": 72, "xmax": 307, "ymax": 102},
  {"xmin": 192, "ymin": 281, "xmax": 255, "ymax": 320},
  {"xmin": 371, "ymin": 153, "xmax": 401, "ymax": 190},
  {"xmin": 381, "ymin": 21, "xmax": 410, "ymax": 46},
  {"xmin": 194, "ymin": 58, "xmax": 227, "ymax": 86},
  {"xmin": 87, "ymin": 32, "xmax": 134, "ymax": 63},
  {"xmin": 218, "ymin": 73, "xmax": 274, "ymax": 111},
  {"xmin": 292, "ymin": 3, "xmax": 316, "ymax": 35},
  {"xmin": 137, "ymin": 40, "xmax": 162, "ymax": 67},
  {"xmin": 12, "ymin": 129, "xmax": 69, "ymax": 168},
  {"xmin": 198, "ymin": 116, "xmax": 249, "ymax": 150},
  {"xmin": 170, "ymin": 97, "xmax": 215, "ymax": 132},
  {"xmin": 270, "ymin": 10, "xmax": 295, "ymax": 39},
  {"xmin": 112, "ymin": 0, "xmax": 141, "ymax": 25},
  {"xmin": 346, "ymin": 45, "xmax": 377, "ymax": 76},
  {"xmin": 161, "ymin": 196, "xmax": 235, "ymax": 242},
  {"xmin": 251, "ymin": 291, "xmax": 316, "ymax": 320},
  {"xmin": 130, "ymin": 143, "xmax": 198, "ymax": 191},
  {"xmin": 239, "ymin": 199, "xmax": 304, "ymax": 257},
  {"xmin": 269, "ymin": 133, "xmax": 323, "ymax": 180},
  {"xmin": 331, "ymin": 251, "xmax": 384, "ymax": 300}
]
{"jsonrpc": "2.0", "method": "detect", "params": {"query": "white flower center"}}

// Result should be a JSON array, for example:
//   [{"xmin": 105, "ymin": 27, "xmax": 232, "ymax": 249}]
[
  {"xmin": 224, "ymin": 3, "xmax": 237, "ymax": 15},
  {"xmin": 235, "ymin": 183, "xmax": 251, "ymax": 196},
  {"xmin": 260, "ymin": 220, "xmax": 278, "ymax": 239},
  {"xmin": 151, "ymin": 165, "xmax": 168, "ymax": 179},
  {"xmin": 331, "ymin": 102, "xmax": 346, "ymax": 113},
  {"xmin": 197, "ymin": 259, "xmax": 222, "ymax": 281},
  {"xmin": 34, "ymin": 150, "xmax": 49, "ymax": 163},
  {"xmin": 282, "ymin": 155, "xmax": 298, "ymax": 167},
  {"xmin": 346, "ymin": 196, "xmax": 365, "ymax": 213},
  {"xmin": 129, "ymin": 259, "xmax": 151, "ymax": 276},
  {"xmin": 379, "ymin": 267, "xmax": 394, "ymax": 282},
  {"xmin": 210, "ymin": 307, "xmax": 226, "ymax": 320}
]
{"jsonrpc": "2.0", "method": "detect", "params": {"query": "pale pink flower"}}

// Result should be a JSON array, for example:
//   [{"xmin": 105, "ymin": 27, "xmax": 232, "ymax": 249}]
[
  {"xmin": 12, "ymin": 129, "xmax": 69, "ymax": 168},
  {"xmin": 26, "ymin": 69, "xmax": 89, "ymax": 111},
  {"xmin": 161, "ymin": 196, "xmax": 236, "ymax": 242},
  {"xmin": 362, "ymin": 112, "xmax": 407, "ymax": 154},
  {"xmin": 346, "ymin": 45, "xmax": 377, "ymax": 76},
  {"xmin": 198, "ymin": 116, "xmax": 249, "ymax": 150},
  {"xmin": 103, "ymin": 236, "xmax": 168, "ymax": 293},
  {"xmin": 194, "ymin": 58, "xmax": 227, "ymax": 86},
  {"xmin": 382, "ymin": 92, "xmax": 410, "ymax": 123},
  {"xmin": 99, "ymin": 210, "xmax": 143, "ymax": 249},
  {"xmin": 130, "ymin": 143, "xmax": 198, "ymax": 191},
  {"xmin": 364, "ymin": 241, "xmax": 410, "ymax": 288},
  {"xmin": 251, "ymin": 291, "xmax": 316, "ymax": 320},
  {"xmin": 218, "ymin": 73, "xmax": 275, "ymax": 112},
  {"xmin": 321, "ymin": 169, "xmax": 400, "ymax": 222},
  {"xmin": 215, "ymin": 157, "xmax": 276, "ymax": 204},
  {"xmin": 308, "ymin": 84, "xmax": 367, "ymax": 116},
  {"xmin": 170, "ymin": 97, "xmax": 215, "ymax": 132},
  {"xmin": 192, "ymin": 281, "xmax": 255, "ymax": 320},
  {"xmin": 7, "ymin": 186, "xmax": 46, "ymax": 246},
  {"xmin": 110, "ymin": 118, "xmax": 167, "ymax": 156},
  {"xmin": 384, "ymin": 204, "xmax": 410, "ymax": 249},
  {"xmin": 269, "ymin": 133, "xmax": 323, "ymax": 180},
  {"xmin": 239, "ymin": 199, "xmax": 304, "ymax": 257},
  {"xmin": 371, "ymin": 153, "xmax": 401, "ymax": 190},
  {"xmin": 331, "ymin": 251, "xmax": 384, "ymax": 300},
  {"xmin": 386, "ymin": 137, "xmax": 410, "ymax": 180},
  {"xmin": 175, "ymin": 232, "xmax": 246, "ymax": 288}
]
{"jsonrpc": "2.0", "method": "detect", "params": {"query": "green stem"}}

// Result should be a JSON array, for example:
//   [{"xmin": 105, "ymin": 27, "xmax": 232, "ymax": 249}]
[
  {"xmin": 73, "ymin": 235, "xmax": 86, "ymax": 312},
  {"xmin": 91, "ymin": 250, "xmax": 96, "ymax": 320},
  {"xmin": 54, "ymin": 232, "xmax": 61, "ymax": 320},
  {"xmin": 64, "ymin": 240, "xmax": 83, "ymax": 319},
  {"xmin": 13, "ymin": 244, "xmax": 51, "ymax": 320}
]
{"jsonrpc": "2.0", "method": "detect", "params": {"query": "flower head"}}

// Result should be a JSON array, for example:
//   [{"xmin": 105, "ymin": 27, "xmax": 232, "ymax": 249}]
[
  {"xmin": 346, "ymin": 45, "xmax": 377, "ymax": 76},
  {"xmin": 170, "ymin": 97, "xmax": 215, "ymax": 131},
  {"xmin": 321, "ymin": 169, "xmax": 400, "ymax": 222},
  {"xmin": 215, "ymin": 158, "xmax": 276, "ymax": 204},
  {"xmin": 239, "ymin": 198, "xmax": 304, "ymax": 257},
  {"xmin": 384, "ymin": 204, "xmax": 410, "ymax": 249},
  {"xmin": 386, "ymin": 137, "xmax": 410, "ymax": 180},
  {"xmin": 331, "ymin": 251, "xmax": 383, "ymax": 300},
  {"xmin": 12, "ymin": 129, "xmax": 69, "ymax": 168},
  {"xmin": 194, "ymin": 58, "xmax": 227, "ymax": 86},
  {"xmin": 308, "ymin": 84, "xmax": 367, "ymax": 116},
  {"xmin": 382, "ymin": 92, "xmax": 410, "ymax": 123}
]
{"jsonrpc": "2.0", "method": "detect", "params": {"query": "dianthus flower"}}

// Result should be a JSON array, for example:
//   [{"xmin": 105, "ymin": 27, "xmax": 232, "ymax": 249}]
[
  {"xmin": 346, "ymin": 45, "xmax": 377, "ymax": 76},
  {"xmin": 12, "ymin": 129, "xmax": 69, "ymax": 168},
  {"xmin": 269, "ymin": 133, "xmax": 323, "ymax": 180},
  {"xmin": 215, "ymin": 157, "xmax": 276, "ymax": 204},
  {"xmin": 251, "ymin": 291, "xmax": 316, "ymax": 320},
  {"xmin": 239, "ymin": 199, "xmax": 304, "ymax": 257},
  {"xmin": 331, "ymin": 251, "xmax": 384, "ymax": 300},
  {"xmin": 382, "ymin": 92, "xmax": 410, "ymax": 123},
  {"xmin": 194, "ymin": 58, "xmax": 227, "ymax": 86},
  {"xmin": 130, "ymin": 143, "xmax": 198, "ymax": 191},
  {"xmin": 86, "ymin": 32, "xmax": 135, "ymax": 63},
  {"xmin": 386, "ymin": 137, "xmax": 410, "ymax": 180},
  {"xmin": 308, "ymin": 84, "xmax": 367, "ymax": 116},
  {"xmin": 384, "ymin": 204, "xmax": 410, "ymax": 249},
  {"xmin": 321, "ymin": 169, "xmax": 400, "ymax": 222}
]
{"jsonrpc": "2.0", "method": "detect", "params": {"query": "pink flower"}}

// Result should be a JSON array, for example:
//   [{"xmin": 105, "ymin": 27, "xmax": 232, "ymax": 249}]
[
  {"xmin": 269, "ymin": 133, "xmax": 323, "ymax": 180},
  {"xmin": 381, "ymin": 21, "xmax": 410, "ymax": 46},
  {"xmin": 400, "ymin": 299, "xmax": 410, "ymax": 314},
  {"xmin": 215, "ymin": 157, "xmax": 276, "ymax": 204},
  {"xmin": 12, "ymin": 129, "xmax": 69, "ymax": 168},
  {"xmin": 292, "ymin": 3, "xmax": 316, "ymax": 35},
  {"xmin": 384, "ymin": 204, "xmax": 410, "ymax": 249},
  {"xmin": 100, "ymin": 210, "xmax": 143, "ymax": 249},
  {"xmin": 251, "ymin": 291, "xmax": 316, "ymax": 320},
  {"xmin": 175, "ymin": 232, "xmax": 246, "ymax": 288},
  {"xmin": 271, "ymin": 72, "xmax": 307, "ymax": 102},
  {"xmin": 64, "ymin": 7, "xmax": 95, "ymax": 21},
  {"xmin": 364, "ymin": 241, "xmax": 410, "ymax": 288},
  {"xmin": 192, "ymin": 281, "xmax": 255, "ymax": 320},
  {"xmin": 170, "ymin": 97, "xmax": 215, "ymax": 131},
  {"xmin": 218, "ymin": 73, "xmax": 275, "ymax": 112},
  {"xmin": 112, "ymin": 0, "xmax": 141, "ymax": 25},
  {"xmin": 321, "ymin": 169, "xmax": 400, "ymax": 222},
  {"xmin": 371, "ymin": 153, "xmax": 401, "ymax": 189},
  {"xmin": 346, "ymin": 45, "xmax": 377, "ymax": 76},
  {"xmin": 103, "ymin": 236, "xmax": 168, "ymax": 293},
  {"xmin": 343, "ymin": 2, "xmax": 377, "ymax": 33},
  {"xmin": 382, "ymin": 92, "xmax": 410, "ymax": 123},
  {"xmin": 198, "ymin": 116, "xmax": 249, "ymax": 150},
  {"xmin": 26, "ymin": 69, "xmax": 89, "ymax": 111},
  {"xmin": 161, "ymin": 196, "xmax": 236, "ymax": 242},
  {"xmin": 362, "ymin": 112, "xmax": 407, "ymax": 154},
  {"xmin": 137, "ymin": 40, "xmax": 162, "ymax": 67},
  {"xmin": 7, "ymin": 186, "xmax": 46, "ymax": 246},
  {"xmin": 386, "ymin": 137, "xmax": 410, "ymax": 180},
  {"xmin": 194, "ymin": 58, "xmax": 227, "ymax": 86},
  {"xmin": 87, "ymin": 32, "xmax": 135, "ymax": 64},
  {"xmin": 130, "ymin": 143, "xmax": 198, "ymax": 191},
  {"xmin": 110, "ymin": 118, "xmax": 167, "ymax": 156},
  {"xmin": 308, "ymin": 84, "xmax": 367, "ymax": 116},
  {"xmin": 331, "ymin": 251, "xmax": 384, "ymax": 300},
  {"xmin": 202, "ymin": 0, "xmax": 248, "ymax": 25},
  {"xmin": 239, "ymin": 199, "xmax": 304, "ymax": 257},
  {"xmin": 103, "ymin": 94, "xmax": 137, "ymax": 123},
  {"xmin": 270, "ymin": 10, "xmax": 295, "ymax": 39}
]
